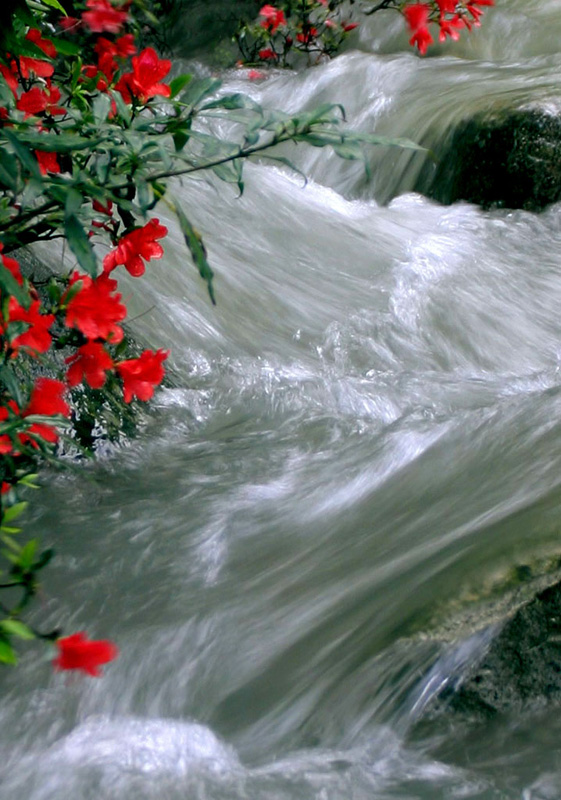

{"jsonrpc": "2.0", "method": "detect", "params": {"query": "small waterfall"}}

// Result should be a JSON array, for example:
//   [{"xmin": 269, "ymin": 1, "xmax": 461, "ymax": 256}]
[{"xmin": 4, "ymin": 0, "xmax": 561, "ymax": 796}]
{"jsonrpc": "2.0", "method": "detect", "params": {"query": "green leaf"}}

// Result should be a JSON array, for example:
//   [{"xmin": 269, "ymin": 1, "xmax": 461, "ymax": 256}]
[
  {"xmin": 110, "ymin": 89, "xmax": 131, "ymax": 126},
  {"xmin": 331, "ymin": 140, "xmax": 364, "ymax": 160},
  {"xmin": 201, "ymin": 93, "xmax": 261, "ymax": 112},
  {"xmin": 64, "ymin": 213, "xmax": 98, "ymax": 277},
  {"xmin": 0, "ymin": 638, "xmax": 17, "ymax": 665},
  {"xmin": 169, "ymin": 74, "xmax": 192, "ymax": 99},
  {"xmin": 2, "ymin": 129, "xmax": 41, "ymax": 181},
  {"xmin": 172, "ymin": 130, "xmax": 190, "ymax": 152},
  {"xmin": 15, "ymin": 130, "xmax": 104, "ymax": 154},
  {"xmin": 49, "ymin": 37, "xmax": 80, "ymax": 56},
  {"xmin": 18, "ymin": 539, "xmax": 38, "ymax": 569},
  {"xmin": 0, "ymin": 76, "xmax": 14, "ymax": 108},
  {"xmin": 2, "ymin": 502, "xmax": 27, "ymax": 525},
  {"xmin": 173, "ymin": 202, "xmax": 215, "ymax": 305},
  {"xmin": 0, "ymin": 365, "xmax": 24, "ymax": 407},
  {"xmin": 211, "ymin": 159, "xmax": 244, "ymax": 195},
  {"xmin": 351, "ymin": 132, "xmax": 426, "ymax": 152},
  {"xmin": 0, "ymin": 262, "xmax": 30, "ymax": 307},
  {"xmin": 93, "ymin": 94, "xmax": 112, "ymax": 126},
  {"xmin": 94, "ymin": 151, "xmax": 111, "ymax": 184},
  {"xmin": 17, "ymin": 474, "xmax": 39, "ymax": 489},
  {"xmin": 0, "ymin": 620, "xmax": 34, "ymax": 640},
  {"xmin": 39, "ymin": 0, "xmax": 67, "ymax": 12},
  {"xmin": 34, "ymin": 547, "xmax": 54, "ymax": 570},
  {"xmin": 136, "ymin": 179, "xmax": 151, "ymax": 211},
  {"xmin": 179, "ymin": 77, "xmax": 222, "ymax": 110},
  {"xmin": 0, "ymin": 148, "xmax": 19, "ymax": 192}
]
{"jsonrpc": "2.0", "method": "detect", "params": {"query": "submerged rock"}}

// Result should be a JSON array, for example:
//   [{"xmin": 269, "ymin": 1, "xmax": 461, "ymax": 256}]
[
  {"xmin": 432, "ymin": 578, "xmax": 561, "ymax": 717},
  {"xmin": 419, "ymin": 109, "xmax": 561, "ymax": 211}
]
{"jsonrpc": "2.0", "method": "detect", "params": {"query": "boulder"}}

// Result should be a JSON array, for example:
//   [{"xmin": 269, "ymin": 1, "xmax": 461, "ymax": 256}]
[
  {"xmin": 431, "ymin": 577, "xmax": 561, "ymax": 718},
  {"xmin": 419, "ymin": 109, "xmax": 561, "ymax": 211}
]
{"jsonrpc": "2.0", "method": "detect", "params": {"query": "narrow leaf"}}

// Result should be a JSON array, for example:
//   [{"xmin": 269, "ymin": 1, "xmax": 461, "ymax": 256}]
[
  {"xmin": 169, "ymin": 74, "xmax": 192, "ymax": 99},
  {"xmin": 2, "ymin": 502, "xmax": 27, "ymax": 525},
  {"xmin": 2, "ymin": 130, "xmax": 41, "ymax": 181},
  {"xmin": 0, "ymin": 639, "xmax": 17, "ymax": 665},
  {"xmin": 173, "ymin": 202, "xmax": 215, "ymax": 305},
  {"xmin": 39, "ymin": 0, "xmax": 67, "ymax": 12},
  {"xmin": 64, "ymin": 214, "xmax": 97, "ymax": 277},
  {"xmin": 179, "ymin": 77, "xmax": 222, "ymax": 110},
  {"xmin": 0, "ymin": 262, "xmax": 31, "ymax": 307},
  {"xmin": 0, "ymin": 620, "xmax": 34, "ymax": 640}
]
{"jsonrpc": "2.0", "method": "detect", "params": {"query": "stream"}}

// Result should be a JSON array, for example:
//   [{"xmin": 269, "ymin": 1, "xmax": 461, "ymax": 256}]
[{"xmin": 2, "ymin": 1, "xmax": 561, "ymax": 797}]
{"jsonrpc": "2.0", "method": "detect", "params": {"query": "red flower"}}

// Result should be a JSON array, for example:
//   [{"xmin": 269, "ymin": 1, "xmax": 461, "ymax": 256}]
[
  {"xmin": 296, "ymin": 27, "xmax": 318, "ymax": 44},
  {"xmin": 22, "ymin": 377, "xmax": 70, "ymax": 445},
  {"xmin": 16, "ymin": 84, "xmax": 65, "ymax": 118},
  {"xmin": 435, "ymin": 0, "xmax": 457, "ymax": 12},
  {"xmin": 465, "ymin": 0, "xmax": 493, "ymax": 25},
  {"xmin": 258, "ymin": 5, "xmax": 286, "ymax": 33},
  {"xmin": 54, "ymin": 631, "xmax": 118, "ymax": 677},
  {"xmin": 66, "ymin": 342, "xmax": 114, "ymax": 389},
  {"xmin": 116, "ymin": 348, "xmax": 168, "ymax": 403},
  {"xmin": 64, "ymin": 272, "xmax": 126, "ymax": 343},
  {"xmin": 35, "ymin": 149, "xmax": 61, "ymax": 175},
  {"xmin": 14, "ymin": 31, "xmax": 57, "ymax": 80},
  {"xmin": 438, "ymin": 14, "xmax": 463, "ymax": 41},
  {"xmin": 114, "ymin": 33, "xmax": 137, "ymax": 57},
  {"xmin": 25, "ymin": 28, "xmax": 57, "ymax": 58},
  {"xmin": 59, "ymin": 16, "xmax": 81, "ymax": 32},
  {"xmin": 258, "ymin": 48, "xmax": 276, "ymax": 60},
  {"xmin": 103, "ymin": 218, "xmax": 168, "ymax": 277},
  {"xmin": 95, "ymin": 34, "xmax": 136, "ymax": 60},
  {"xmin": 82, "ymin": 0, "xmax": 129, "ymax": 34},
  {"xmin": 6, "ymin": 297, "xmax": 54, "ymax": 356},
  {"xmin": 93, "ymin": 199, "xmax": 113, "ymax": 216},
  {"xmin": 83, "ymin": 60, "xmax": 115, "ymax": 92},
  {"xmin": 404, "ymin": 3, "xmax": 434, "ymax": 55},
  {"xmin": 0, "ymin": 401, "xmax": 20, "ymax": 455},
  {"xmin": 0, "ymin": 243, "xmax": 23, "ymax": 285},
  {"xmin": 0, "ymin": 64, "xmax": 18, "ymax": 95},
  {"xmin": 115, "ymin": 47, "xmax": 171, "ymax": 104},
  {"xmin": 343, "ymin": 22, "xmax": 359, "ymax": 32}
]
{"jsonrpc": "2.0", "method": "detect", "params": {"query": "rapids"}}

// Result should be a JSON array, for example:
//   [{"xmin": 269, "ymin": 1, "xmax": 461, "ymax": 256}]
[{"xmin": 3, "ymin": 0, "xmax": 561, "ymax": 797}]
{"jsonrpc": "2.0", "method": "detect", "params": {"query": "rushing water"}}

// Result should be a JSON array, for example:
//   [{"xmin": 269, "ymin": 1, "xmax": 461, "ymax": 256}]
[{"xmin": 4, "ymin": 1, "xmax": 561, "ymax": 797}]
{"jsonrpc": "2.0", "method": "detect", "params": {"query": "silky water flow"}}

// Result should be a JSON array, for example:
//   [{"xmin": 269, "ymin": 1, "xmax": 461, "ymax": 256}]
[{"xmin": 3, "ymin": 1, "xmax": 561, "ymax": 797}]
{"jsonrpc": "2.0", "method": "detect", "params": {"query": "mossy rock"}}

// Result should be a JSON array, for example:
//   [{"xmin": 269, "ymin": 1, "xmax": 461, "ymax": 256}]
[
  {"xmin": 420, "ymin": 109, "xmax": 561, "ymax": 211},
  {"xmin": 433, "ymin": 578, "xmax": 561, "ymax": 718}
]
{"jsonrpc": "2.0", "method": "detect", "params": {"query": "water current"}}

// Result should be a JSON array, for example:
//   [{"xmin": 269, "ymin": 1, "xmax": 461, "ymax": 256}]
[{"xmin": 3, "ymin": 1, "xmax": 561, "ymax": 797}]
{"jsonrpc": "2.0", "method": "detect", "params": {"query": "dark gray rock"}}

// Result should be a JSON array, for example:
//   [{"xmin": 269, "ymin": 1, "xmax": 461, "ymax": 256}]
[
  {"xmin": 418, "ymin": 109, "xmax": 561, "ymax": 211},
  {"xmin": 435, "ymin": 579, "xmax": 561, "ymax": 718}
]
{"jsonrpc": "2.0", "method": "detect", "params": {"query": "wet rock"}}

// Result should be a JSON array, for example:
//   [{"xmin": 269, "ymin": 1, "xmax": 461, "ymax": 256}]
[
  {"xmin": 420, "ymin": 109, "xmax": 561, "ymax": 211},
  {"xmin": 436, "ymin": 579, "xmax": 561, "ymax": 717}
]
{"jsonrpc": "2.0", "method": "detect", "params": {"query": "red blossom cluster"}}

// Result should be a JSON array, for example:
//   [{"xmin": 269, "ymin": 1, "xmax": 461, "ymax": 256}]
[
  {"xmin": 246, "ymin": 2, "xmax": 360, "ymax": 67},
  {"xmin": 0, "ymin": 0, "xmax": 181, "ymax": 674},
  {"xmin": 403, "ymin": 0, "xmax": 494, "ymax": 55}
]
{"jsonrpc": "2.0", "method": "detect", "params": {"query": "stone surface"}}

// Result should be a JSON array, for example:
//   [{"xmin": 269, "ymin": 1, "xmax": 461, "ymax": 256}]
[
  {"xmin": 435, "ymin": 578, "xmax": 561, "ymax": 718},
  {"xmin": 420, "ymin": 109, "xmax": 561, "ymax": 211}
]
